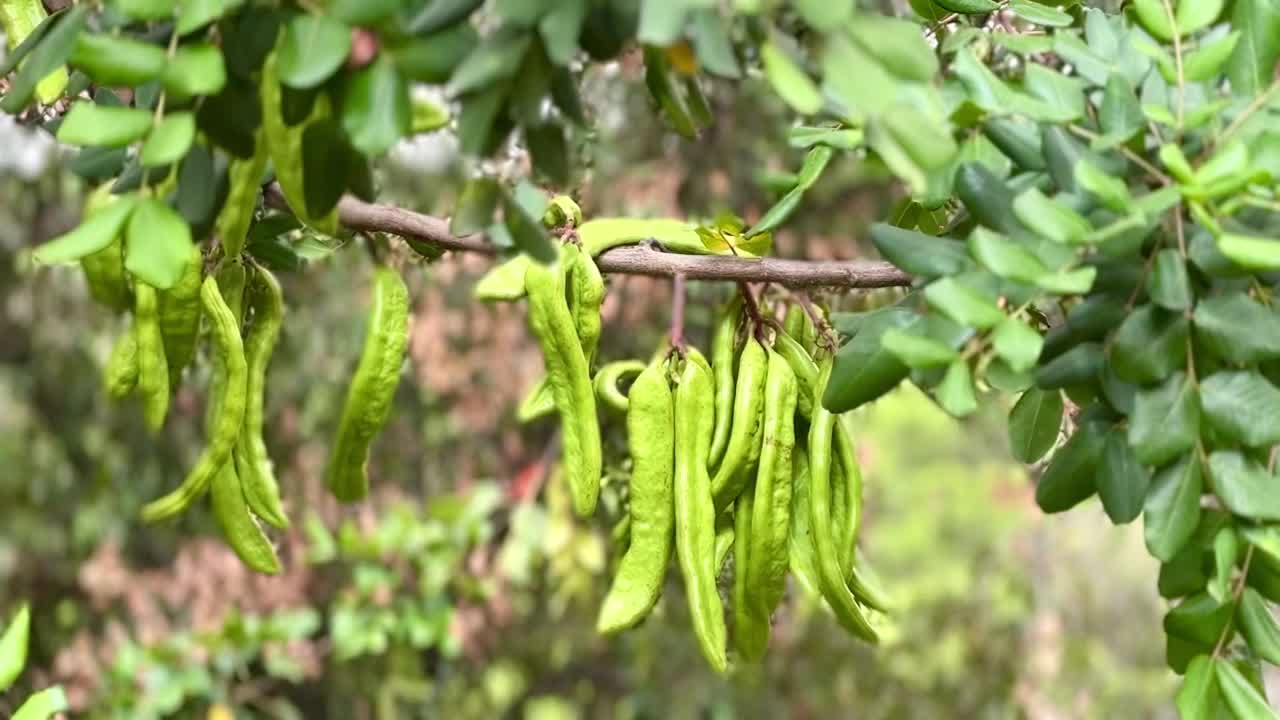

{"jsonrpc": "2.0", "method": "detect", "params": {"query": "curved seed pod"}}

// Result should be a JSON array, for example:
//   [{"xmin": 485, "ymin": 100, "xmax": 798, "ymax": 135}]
[
  {"xmin": 210, "ymin": 462, "xmax": 281, "ymax": 574},
  {"xmin": 747, "ymin": 348, "xmax": 796, "ymax": 619},
  {"xmin": 157, "ymin": 244, "xmax": 204, "ymax": 386},
  {"xmin": 260, "ymin": 51, "xmax": 338, "ymax": 234},
  {"xmin": 103, "ymin": 327, "xmax": 139, "ymax": 399},
  {"xmin": 474, "ymin": 255, "xmax": 532, "ymax": 301},
  {"xmin": 597, "ymin": 359, "xmax": 675, "ymax": 634},
  {"xmin": 525, "ymin": 258, "xmax": 601, "ymax": 516},
  {"xmin": 204, "ymin": 262, "xmax": 246, "ymax": 433},
  {"xmin": 708, "ymin": 295, "xmax": 742, "ymax": 469},
  {"xmin": 593, "ymin": 360, "xmax": 646, "ymax": 414},
  {"xmin": 133, "ymin": 282, "xmax": 170, "ymax": 432},
  {"xmin": 81, "ymin": 238, "xmax": 131, "ymax": 312},
  {"xmin": 713, "ymin": 510, "xmax": 734, "ymax": 575},
  {"xmin": 516, "ymin": 376, "xmax": 556, "ymax": 422},
  {"xmin": 566, "ymin": 243, "xmax": 605, "ymax": 368},
  {"xmin": 733, "ymin": 480, "xmax": 768, "ymax": 660},
  {"xmin": 810, "ymin": 358, "xmax": 884, "ymax": 639},
  {"xmin": 141, "ymin": 276, "xmax": 248, "ymax": 522},
  {"xmin": 326, "ymin": 267, "xmax": 410, "ymax": 502},
  {"xmin": 772, "ymin": 328, "xmax": 817, "ymax": 416},
  {"xmin": 783, "ymin": 305, "xmax": 807, "ymax": 342},
  {"xmin": 788, "ymin": 443, "xmax": 822, "ymax": 598},
  {"xmin": 672, "ymin": 354, "xmax": 728, "ymax": 673},
  {"xmin": 835, "ymin": 414, "xmax": 865, "ymax": 582},
  {"xmin": 214, "ymin": 127, "xmax": 268, "ymax": 257},
  {"xmin": 236, "ymin": 265, "xmax": 288, "ymax": 528},
  {"xmin": 710, "ymin": 336, "xmax": 768, "ymax": 510}
]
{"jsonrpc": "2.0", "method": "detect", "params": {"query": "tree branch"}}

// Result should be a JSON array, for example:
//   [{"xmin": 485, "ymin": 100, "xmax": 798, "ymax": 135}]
[{"xmin": 264, "ymin": 185, "xmax": 915, "ymax": 289}]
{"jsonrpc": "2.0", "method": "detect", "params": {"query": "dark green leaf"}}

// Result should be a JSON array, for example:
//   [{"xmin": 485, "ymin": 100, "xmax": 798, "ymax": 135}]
[
  {"xmin": 1035, "ymin": 420, "xmax": 1104, "ymax": 513},
  {"xmin": 1111, "ymin": 305, "xmax": 1188, "ymax": 384},
  {"xmin": 1008, "ymin": 388, "xmax": 1062, "ymax": 463},
  {"xmin": 1201, "ymin": 371, "xmax": 1280, "ymax": 447},
  {"xmin": 1034, "ymin": 342, "xmax": 1104, "ymax": 390},
  {"xmin": 278, "ymin": 14, "xmax": 352, "ymax": 90},
  {"xmin": 389, "ymin": 24, "xmax": 478, "ymax": 84},
  {"xmin": 220, "ymin": 6, "xmax": 281, "ymax": 80},
  {"xmin": 954, "ymin": 163, "xmax": 1023, "ymax": 235},
  {"xmin": 1165, "ymin": 592, "xmax": 1233, "ymax": 646},
  {"xmin": 174, "ymin": 143, "xmax": 220, "ymax": 230},
  {"xmin": 456, "ymin": 85, "xmax": 510, "ymax": 156},
  {"xmin": 870, "ymin": 222, "xmax": 967, "ymax": 275},
  {"xmin": 503, "ymin": 191, "xmax": 555, "ymax": 264},
  {"xmin": 1098, "ymin": 427, "xmax": 1150, "ymax": 524},
  {"xmin": 1149, "ymin": 249, "xmax": 1193, "ymax": 311},
  {"xmin": 1145, "ymin": 455, "xmax": 1204, "ymax": 562},
  {"xmin": 451, "ymin": 178, "xmax": 500, "ymax": 236},
  {"xmin": 341, "ymin": 55, "xmax": 411, "ymax": 157},
  {"xmin": 407, "ymin": 0, "xmax": 484, "ymax": 35},
  {"xmin": 824, "ymin": 307, "xmax": 917, "ymax": 413},
  {"xmin": 1129, "ymin": 372, "xmax": 1200, "ymax": 467},
  {"xmin": 448, "ymin": 29, "xmax": 532, "ymax": 97},
  {"xmin": 331, "ymin": 0, "xmax": 399, "ymax": 26},
  {"xmin": 124, "ymin": 200, "xmax": 196, "ymax": 290},
  {"xmin": 301, "ymin": 118, "xmax": 353, "ymax": 218},
  {"xmin": 196, "ymin": 77, "xmax": 261, "ymax": 158},
  {"xmin": 1194, "ymin": 293, "xmax": 1280, "ymax": 364},
  {"xmin": 525, "ymin": 122, "xmax": 570, "ymax": 187}
]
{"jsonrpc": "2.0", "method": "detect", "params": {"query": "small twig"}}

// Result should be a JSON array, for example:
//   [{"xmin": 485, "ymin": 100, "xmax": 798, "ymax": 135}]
[
  {"xmin": 738, "ymin": 282, "xmax": 768, "ymax": 343},
  {"xmin": 670, "ymin": 273, "xmax": 687, "ymax": 351},
  {"xmin": 1067, "ymin": 124, "xmax": 1171, "ymax": 186}
]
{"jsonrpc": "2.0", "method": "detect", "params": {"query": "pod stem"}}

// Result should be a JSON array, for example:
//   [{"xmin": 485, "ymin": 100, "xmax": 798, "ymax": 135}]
[
  {"xmin": 738, "ymin": 281, "xmax": 769, "ymax": 344},
  {"xmin": 669, "ymin": 272, "xmax": 687, "ymax": 351}
]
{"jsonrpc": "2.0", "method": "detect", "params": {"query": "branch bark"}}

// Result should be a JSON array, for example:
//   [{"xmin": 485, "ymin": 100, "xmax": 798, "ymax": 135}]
[{"xmin": 264, "ymin": 185, "xmax": 915, "ymax": 289}]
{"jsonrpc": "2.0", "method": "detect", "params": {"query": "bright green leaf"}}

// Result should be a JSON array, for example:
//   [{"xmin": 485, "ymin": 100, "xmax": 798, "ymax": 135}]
[
  {"xmin": 56, "ymin": 103, "xmax": 153, "ymax": 148},
  {"xmin": 140, "ymin": 112, "xmax": 196, "ymax": 167},
  {"xmin": 31, "ymin": 198, "xmax": 136, "ymax": 265},
  {"xmin": 124, "ymin": 199, "xmax": 195, "ymax": 290}
]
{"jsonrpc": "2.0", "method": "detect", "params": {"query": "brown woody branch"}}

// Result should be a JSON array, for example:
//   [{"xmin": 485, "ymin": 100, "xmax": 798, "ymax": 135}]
[{"xmin": 263, "ymin": 185, "xmax": 915, "ymax": 289}]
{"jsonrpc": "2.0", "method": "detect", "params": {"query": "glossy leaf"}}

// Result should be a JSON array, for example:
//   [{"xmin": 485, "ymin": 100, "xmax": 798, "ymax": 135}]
[
  {"xmin": 1128, "ymin": 372, "xmax": 1199, "ymax": 467},
  {"xmin": 1215, "ymin": 659, "xmax": 1279, "ymax": 719},
  {"xmin": 1035, "ymin": 420, "xmax": 1104, "ymax": 513},
  {"xmin": 342, "ymin": 55, "xmax": 411, "ymax": 157},
  {"xmin": 881, "ymin": 328, "xmax": 957, "ymax": 369},
  {"xmin": 968, "ymin": 228, "xmax": 1047, "ymax": 282},
  {"xmin": 56, "ymin": 103, "xmax": 152, "ymax": 148},
  {"xmin": 1145, "ymin": 456, "xmax": 1204, "ymax": 562},
  {"xmin": 1193, "ymin": 293, "xmax": 1280, "ymax": 364},
  {"xmin": 1008, "ymin": 388, "xmax": 1062, "ymax": 463},
  {"xmin": 1111, "ymin": 305, "xmax": 1188, "ymax": 384},
  {"xmin": 1201, "ymin": 371, "xmax": 1280, "ymax": 447},
  {"xmin": 278, "ymin": 14, "xmax": 352, "ymax": 89},
  {"xmin": 1012, "ymin": 187, "xmax": 1091, "ymax": 244},
  {"xmin": 162, "ymin": 43, "xmax": 227, "ymax": 98},
  {"xmin": 69, "ymin": 33, "xmax": 166, "ymax": 85},
  {"xmin": 824, "ymin": 307, "xmax": 917, "ymax": 412},
  {"xmin": 870, "ymin": 223, "xmax": 971, "ymax": 277},
  {"xmin": 1238, "ymin": 588, "xmax": 1280, "ymax": 665},
  {"xmin": 1034, "ymin": 342, "xmax": 1104, "ymax": 390},
  {"xmin": 1098, "ymin": 428, "xmax": 1150, "ymax": 525},
  {"xmin": 140, "ymin": 112, "xmax": 196, "ymax": 167},
  {"xmin": 1209, "ymin": 452, "xmax": 1280, "ymax": 521},
  {"xmin": 1149, "ymin": 249, "xmax": 1193, "ymax": 311},
  {"xmin": 124, "ymin": 200, "xmax": 195, "ymax": 290},
  {"xmin": 923, "ymin": 276, "xmax": 1005, "ymax": 330},
  {"xmin": 1175, "ymin": 655, "xmax": 1217, "ymax": 720},
  {"xmin": 31, "ymin": 199, "xmax": 136, "ymax": 265}
]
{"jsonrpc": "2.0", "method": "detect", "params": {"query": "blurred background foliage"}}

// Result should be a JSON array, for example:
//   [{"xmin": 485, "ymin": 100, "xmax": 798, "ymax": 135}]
[{"xmin": 0, "ymin": 47, "xmax": 1174, "ymax": 719}]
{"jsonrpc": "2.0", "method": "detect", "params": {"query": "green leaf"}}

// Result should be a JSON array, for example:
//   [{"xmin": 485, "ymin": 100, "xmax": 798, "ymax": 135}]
[
  {"xmin": 1008, "ymin": 388, "xmax": 1062, "ymax": 463},
  {"xmin": 124, "ymin": 199, "xmax": 196, "ymax": 290},
  {"xmin": 761, "ymin": 41, "xmax": 822, "ymax": 115},
  {"xmin": 1074, "ymin": 159, "xmax": 1131, "ymax": 212},
  {"xmin": 968, "ymin": 228, "xmax": 1047, "ymax": 282},
  {"xmin": 788, "ymin": 125, "xmax": 864, "ymax": 151},
  {"xmin": 278, "ymin": 14, "xmax": 352, "ymax": 90},
  {"xmin": 1215, "ymin": 658, "xmax": 1280, "ymax": 719},
  {"xmin": 1165, "ymin": 592, "xmax": 1234, "ymax": 646},
  {"xmin": 1033, "ymin": 266, "xmax": 1097, "ymax": 295},
  {"xmin": 870, "ymin": 223, "xmax": 971, "ymax": 277},
  {"xmin": 795, "ymin": 0, "xmax": 853, "ymax": 31},
  {"xmin": 1227, "ymin": 0, "xmax": 1280, "ymax": 96},
  {"xmin": 1145, "ymin": 455, "xmax": 1204, "ymax": 562},
  {"xmin": 31, "ymin": 199, "xmax": 136, "ymax": 265},
  {"xmin": 0, "ymin": 604, "xmax": 30, "ymax": 692},
  {"xmin": 637, "ymin": 0, "xmax": 688, "ymax": 45},
  {"xmin": 539, "ymin": 0, "xmax": 587, "ymax": 67},
  {"xmin": 502, "ymin": 187, "xmax": 556, "ymax": 263},
  {"xmin": 140, "ymin": 112, "xmax": 196, "ymax": 167},
  {"xmin": 1010, "ymin": 0, "xmax": 1072, "ymax": 26},
  {"xmin": 1238, "ymin": 588, "xmax": 1280, "ymax": 665},
  {"xmin": 689, "ymin": 9, "xmax": 740, "ymax": 78},
  {"xmin": 341, "ymin": 55, "xmax": 411, "ymax": 157},
  {"xmin": 823, "ymin": 34, "xmax": 896, "ymax": 117},
  {"xmin": 1034, "ymin": 342, "xmax": 1104, "ymax": 389},
  {"xmin": 1036, "ymin": 420, "xmax": 1104, "ymax": 513},
  {"xmin": 1012, "ymin": 188, "xmax": 1092, "ymax": 245},
  {"xmin": 300, "ymin": 118, "xmax": 353, "ymax": 219},
  {"xmin": 449, "ymin": 29, "xmax": 532, "ymax": 96},
  {"xmin": 1111, "ymin": 305, "xmax": 1188, "ymax": 384},
  {"xmin": 1176, "ymin": 656, "xmax": 1218, "ymax": 720},
  {"xmin": 11, "ymin": 685, "xmax": 69, "ymax": 720},
  {"xmin": 1201, "ymin": 371, "xmax": 1280, "ymax": 447},
  {"xmin": 880, "ymin": 328, "xmax": 957, "ymax": 369},
  {"xmin": 1177, "ymin": 0, "xmax": 1227, "ymax": 36},
  {"xmin": 1097, "ymin": 73, "xmax": 1144, "ymax": 146},
  {"xmin": 330, "ymin": 0, "xmax": 399, "ymax": 26},
  {"xmin": 175, "ymin": 0, "xmax": 237, "ymax": 36},
  {"xmin": 1023, "ymin": 64, "xmax": 1086, "ymax": 122},
  {"xmin": 936, "ymin": 359, "xmax": 978, "ymax": 417},
  {"xmin": 1185, "ymin": 31, "xmax": 1242, "ymax": 81},
  {"xmin": 1097, "ymin": 428, "xmax": 1150, "ymax": 525},
  {"xmin": 456, "ymin": 84, "xmax": 510, "ymax": 156},
  {"xmin": 922, "ymin": 276, "xmax": 1006, "ymax": 330},
  {"xmin": 982, "ymin": 118, "xmax": 1046, "ymax": 171},
  {"xmin": 1209, "ymin": 451, "xmax": 1280, "ymax": 521},
  {"xmin": 389, "ymin": 24, "xmax": 478, "ymax": 84},
  {"xmin": 1217, "ymin": 233, "xmax": 1280, "ymax": 270},
  {"xmin": 796, "ymin": 146, "xmax": 833, "ymax": 189},
  {"xmin": 992, "ymin": 316, "xmax": 1043, "ymax": 373},
  {"xmin": 1129, "ymin": 372, "xmax": 1200, "ymax": 467},
  {"xmin": 1193, "ymin": 293, "xmax": 1280, "ymax": 364},
  {"xmin": 56, "ymin": 103, "xmax": 153, "ymax": 148},
  {"xmin": 1243, "ymin": 526, "xmax": 1280, "ymax": 565},
  {"xmin": 824, "ymin": 307, "xmax": 917, "ymax": 412},
  {"xmin": 115, "ymin": 0, "xmax": 177, "ymax": 20},
  {"xmin": 162, "ymin": 43, "xmax": 226, "ymax": 98},
  {"xmin": 525, "ymin": 122, "xmax": 570, "ymax": 187},
  {"xmin": 1149, "ymin": 249, "xmax": 1193, "ymax": 311},
  {"xmin": 955, "ymin": 163, "xmax": 1022, "ymax": 235},
  {"xmin": 0, "ymin": 6, "xmax": 86, "ymax": 113},
  {"xmin": 69, "ymin": 33, "xmax": 166, "ymax": 85},
  {"xmin": 407, "ymin": 0, "xmax": 483, "ymax": 35},
  {"xmin": 847, "ymin": 15, "xmax": 939, "ymax": 82},
  {"xmin": 1198, "ymin": 142, "xmax": 1250, "ymax": 187}
]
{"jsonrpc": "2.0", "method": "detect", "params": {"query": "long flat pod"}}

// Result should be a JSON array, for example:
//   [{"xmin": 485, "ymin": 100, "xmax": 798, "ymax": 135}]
[
  {"xmin": 708, "ymin": 295, "xmax": 742, "ymax": 469},
  {"xmin": 747, "ymin": 347, "xmax": 796, "ymax": 619},
  {"xmin": 710, "ymin": 336, "xmax": 768, "ymax": 510},
  {"xmin": 133, "ymin": 282, "xmax": 170, "ymax": 432},
  {"xmin": 141, "ymin": 276, "xmax": 248, "ymax": 521},
  {"xmin": 524, "ymin": 257, "xmax": 601, "ymax": 516},
  {"xmin": 326, "ymin": 267, "xmax": 410, "ymax": 502},
  {"xmin": 237, "ymin": 265, "xmax": 289, "ymax": 527},
  {"xmin": 672, "ymin": 352, "xmax": 728, "ymax": 672},
  {"xmin": 211, "ymin": 463, "xmax": 281, "ymax": 574},
  {"xmin": 597, "ymin": 359, "xmax": 675, "ymax": 634},
  {"xmin": 808, "ymin": 358, "xmax": 880, "ymax": 642}
]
